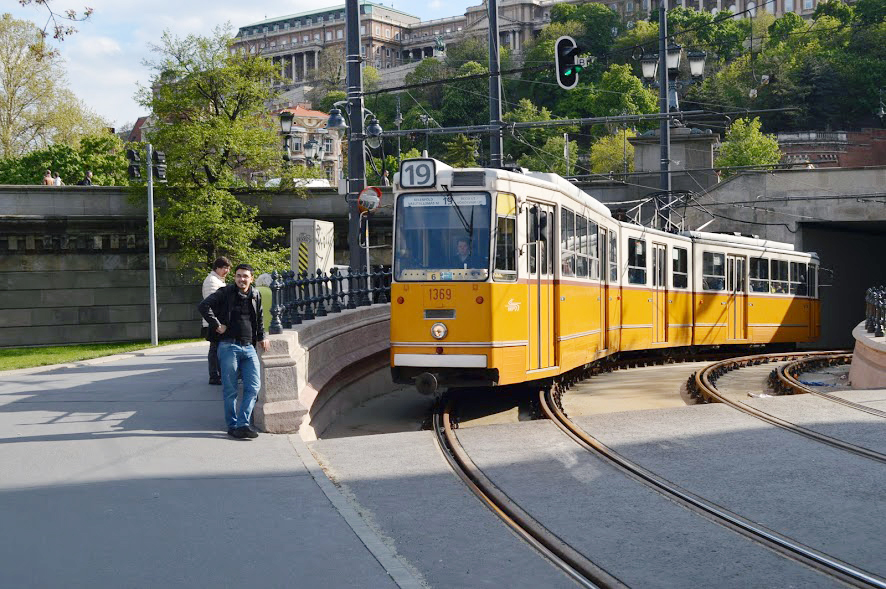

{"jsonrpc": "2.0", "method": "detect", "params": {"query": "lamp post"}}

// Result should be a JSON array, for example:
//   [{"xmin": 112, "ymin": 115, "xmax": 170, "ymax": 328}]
[
  {"xmin": 418, "ymin": 114, "xmax": 434, "ymax": 155},
  {"xmin": 279, "ymin": 111, "xmax": 294, "ymax": 164},
  {"xmin": 640, "ymin": 12, "xmax": 707, "ymax": 230},
  {"xmin": 394, "ymin": 95, "xmax": 403, "ymax": 167},
  {"xmin": 877, "ymin": 88, "xmax": 886, "ymax": 125},
  {"xmin": 326, "ymin": 101, "xmax": 384, "ymax": 271}
]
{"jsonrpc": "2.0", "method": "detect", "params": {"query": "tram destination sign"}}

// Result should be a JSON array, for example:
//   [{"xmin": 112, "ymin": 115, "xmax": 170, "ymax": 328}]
[{"xmin": 402, "ymin": 194, "xmax": 487, "ymax": 207}]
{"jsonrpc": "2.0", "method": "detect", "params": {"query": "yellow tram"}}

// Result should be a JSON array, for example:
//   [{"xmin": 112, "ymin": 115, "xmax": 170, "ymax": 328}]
[{"xmin": 389, "ymin": 158, "xmax": 820, "ymax": 393}]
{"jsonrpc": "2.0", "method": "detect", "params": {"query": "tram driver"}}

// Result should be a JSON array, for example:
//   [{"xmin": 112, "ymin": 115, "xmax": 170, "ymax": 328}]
[{"xmin": 452, "ymin": 237, "xmax": 479, "ymax": 269}]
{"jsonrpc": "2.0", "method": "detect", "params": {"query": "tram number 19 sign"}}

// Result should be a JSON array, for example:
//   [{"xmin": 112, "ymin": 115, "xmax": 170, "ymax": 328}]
[{"xmin": 400, "ymin": 159, "xmax": 436, "ymax": 188}]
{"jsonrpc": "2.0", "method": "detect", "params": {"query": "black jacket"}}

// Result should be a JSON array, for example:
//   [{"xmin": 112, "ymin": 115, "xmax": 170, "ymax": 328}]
[{"xmin": 197, "ymin": 284, "xmax": 265, "ymax": 344}]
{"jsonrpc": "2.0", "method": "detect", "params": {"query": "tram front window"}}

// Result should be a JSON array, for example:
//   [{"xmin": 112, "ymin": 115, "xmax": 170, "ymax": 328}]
[{"xmin": 395, "ymin": 192, "xmax": 491, "ymax": 281}]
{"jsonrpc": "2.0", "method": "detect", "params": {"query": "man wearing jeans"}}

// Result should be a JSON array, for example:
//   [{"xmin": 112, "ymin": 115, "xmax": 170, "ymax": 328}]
[{"xmin": 198, "ymin": 264, "xmax": 270, "ymax": 439}]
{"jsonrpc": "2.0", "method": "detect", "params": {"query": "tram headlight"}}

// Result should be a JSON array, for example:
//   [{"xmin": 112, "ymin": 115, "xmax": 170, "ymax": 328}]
[{"xmin": 430, "ymin": 322, "xmax": 448, "ymax": 340}]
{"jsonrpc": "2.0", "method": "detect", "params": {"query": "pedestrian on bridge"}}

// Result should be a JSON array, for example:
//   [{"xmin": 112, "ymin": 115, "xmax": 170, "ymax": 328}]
[{"xmin": 198, "ymin": 263, "xmax": 269, "ymax": 440}]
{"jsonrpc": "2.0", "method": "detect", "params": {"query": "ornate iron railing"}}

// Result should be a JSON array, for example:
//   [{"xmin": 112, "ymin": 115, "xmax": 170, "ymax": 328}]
[
  {"xmin": 268, "ymin": 266, "xmax": 392, "ymax": 334},
  {"xmin": 865, "ymin": 286, "xmax": 885, "ymax": 338}
]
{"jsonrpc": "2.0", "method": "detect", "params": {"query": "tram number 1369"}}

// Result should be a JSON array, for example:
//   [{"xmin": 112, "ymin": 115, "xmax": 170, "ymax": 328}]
[
  {"xmin": 428, "ymin": 288, "xmax": 452, "ymax": 301},
  {"xmin": 400, "ymin": 160, "xmax": 436, "ymax": 188}
]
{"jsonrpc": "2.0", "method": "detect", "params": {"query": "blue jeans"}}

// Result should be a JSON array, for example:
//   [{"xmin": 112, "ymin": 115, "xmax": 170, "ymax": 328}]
[{"xmin": 217, "ymin": 341, "xmax": 261, "ymax": 430}]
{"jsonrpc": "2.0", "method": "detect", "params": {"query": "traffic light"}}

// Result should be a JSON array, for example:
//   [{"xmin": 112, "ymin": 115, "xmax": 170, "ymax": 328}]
[
  {"xmin": 152, "ymin": 150, "xmax": 167, "ymax": 182},
  {"xmin": 555, "ymin": 36, "xmax": 582, "ymax": 90},
  {"xmin": 126, "ymin": 148, "xmax": 141, "ymax": 180}
]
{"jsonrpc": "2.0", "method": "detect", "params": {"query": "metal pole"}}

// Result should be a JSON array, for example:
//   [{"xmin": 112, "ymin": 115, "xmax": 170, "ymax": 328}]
[
  {"xmin": 396, "ymin": 95, "xmax": 402, "ymax": 168},
  {"xmin": 487, "ymin": 0, "xmax": 503, "ymax": 168},
  {"xmin": 145, "ymin": 143, "xmax": 159, "ymax": 346},
  {"xmin": 658, "ymin": 2, "xmax": 671, "ymax": 230},
  {"xmin": 345, "ymin": 0, "xmax": 366, "ymax": 271}
]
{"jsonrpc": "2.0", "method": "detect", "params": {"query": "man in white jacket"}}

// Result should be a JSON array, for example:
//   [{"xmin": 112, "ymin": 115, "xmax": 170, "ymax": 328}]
[{"xmin": 202, "ymin": 257, "xmax": 231, "ymax": 384}]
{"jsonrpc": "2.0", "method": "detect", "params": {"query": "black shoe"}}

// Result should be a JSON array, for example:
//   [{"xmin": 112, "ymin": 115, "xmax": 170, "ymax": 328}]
[
  {"xmin": 227, "ymin": 428, "xmax": 247, "ymax": 439},
  {"xmin": 209, "ymin": 378, "xmax": 222, "ymax": 385},
  {"xmin": 238, "ymin": 426, "xmax": 259, "ymax": 439}
]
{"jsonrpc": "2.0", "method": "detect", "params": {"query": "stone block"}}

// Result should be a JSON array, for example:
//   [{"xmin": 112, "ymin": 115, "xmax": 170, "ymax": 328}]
[
  {"xmin": 78, "ymin": 307, "xmax": 111, "ymax": 324},
  {"xmin": 0, "ymin": 309, "xmax": 31, "ymax": 328}
]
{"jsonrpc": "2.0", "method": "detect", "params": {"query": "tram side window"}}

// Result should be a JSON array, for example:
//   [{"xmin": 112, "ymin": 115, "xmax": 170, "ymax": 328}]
[
  {"xmin": 493, "ymin": 193, "xmax": 517, "ymax": 282},
  {"xmin": 770, "ymin": 259, "xmax": 789, "ymax": 293},
  {"xmin": 790, "ymin": 262, "xmax": 808, "ymax": 295},
  {"xmin": 672, "ymin": 247, "xmax": 688, "ymax": 288},
  {"xmin": 575, "ymin": 215, "xmax": 588, "ymax": 278},
  {"xmin": 541, "ymin": 209, "xmax": 552, "ymax": 275},
  {"xmin": 560, "ymin": 208, "xmax": 575, "ymax": 276},
  {"xmin": 608, "ymin": 230, "xmax": 618, "ymax": 282},
  {"xmin": 750, "ymin": 257, "xmax": 769, "ymax": 292},
  {"xmin": 527, "ymin": 206, "xmax": 538, "ymax": 274},
  {"xmin": 809, "ymin": 264, "xmax": 817, "ymax": 298},
  {"xmin": 702, "ymin": 252, "xmax": 725, "ymax": 291},
  {"xmin": 627, "ymin": 238, "xmax": 646, "ymax": 284}
]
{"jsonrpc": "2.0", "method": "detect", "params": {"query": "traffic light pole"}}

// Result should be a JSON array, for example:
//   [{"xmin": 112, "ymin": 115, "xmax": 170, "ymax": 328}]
[{"xmin": 145, "ymin": 143, "xmax": 159, "ymax": 346}]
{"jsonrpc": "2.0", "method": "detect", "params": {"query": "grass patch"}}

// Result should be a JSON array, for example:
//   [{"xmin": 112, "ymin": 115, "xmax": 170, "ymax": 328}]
[{"xmin": 0, "ymin": 339, "xmax": 202, "ymax": 372}]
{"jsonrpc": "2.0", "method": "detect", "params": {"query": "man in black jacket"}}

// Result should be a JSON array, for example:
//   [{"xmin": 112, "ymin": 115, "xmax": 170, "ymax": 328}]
[{"xmin": 198, "ymin": 264, "xmax": 269, "ymax": 439}]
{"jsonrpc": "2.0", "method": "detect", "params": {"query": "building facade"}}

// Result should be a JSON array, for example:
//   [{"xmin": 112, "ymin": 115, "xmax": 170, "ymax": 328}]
[
  {"xmin": 233, "ymin": 0, "xmax": 824, "ymax": 86},
  {"xmin": 277, "ymin": 105, "xmax": 342, "ymax": 186}
]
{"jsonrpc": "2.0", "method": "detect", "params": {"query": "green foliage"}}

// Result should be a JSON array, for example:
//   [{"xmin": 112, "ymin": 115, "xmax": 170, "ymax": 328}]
[
  {"xmin": 366, "ymin": 148, "xmax": 421, "ymax": 185},
  {"xmin": 668, "ymin": 7, "xmax": 747, "ymax": 63},
  {"xmin": 551, "ymin": 2, "xmax": 621, "ymax": 56},
  {"xmin": 315, "ymin": 91, "xmax": 347, "ymax": 115},
  {"xmin": 136, "ymin": 26, "xmax": 291, "ymax": 279},
  {"xmin": 767, "ymin": 12, "xmax": 806, "ymax": 47},
  {"xmin": 443, "ymin": 134, "xmax": 479, "ymax": 168},
  {"xmin": 0, "ymin": 14, "xmax": 110, "ymax": 159},
  {"xmin": 813, "ymin": 0, "xmax": 855, "ymax": 25},
  {"xmin": 404, "ymin": 59, "xmax": 450, "ymax": 110},
  {"xmin": 440, "ymin": 61, "xmax": 489, "ymax": 127},
  {"xmin": 589, "ymin": 129, "xmax": 636, "ymax": 175},
  {"xmin": 503, "ymin": 98, "xmax": 572, "ymax": 162},
  {"xmin": 517, "ymin": 135, "xmax": 579, "ymax": 176},
  {"xmin": 517, "ymin": 21, "xmax": 586, "ymax": 111},
  {"xmin": 714, "ymin": 117, "xmax": 781, "ymax": 175},
  {"xmin": 854, "ymin": 0, "xmax": 886, "ymax": 25},
  {"xmin": 0, "ymin": 133, "xmax": 127, "ymax": 185}
]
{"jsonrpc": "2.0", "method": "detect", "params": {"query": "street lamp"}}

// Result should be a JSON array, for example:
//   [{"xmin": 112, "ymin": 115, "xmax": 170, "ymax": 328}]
[
  {"xmin": 877, "ymin": 89, "xmax": 886, "ymax": 124},
  {"xmin": 279, "ymin": 110, "xmax": 294, "ymax": 161},
  {"xmin": 394, "ymin": 96, "xmax": 404, "ymax": 167},
  {"xmin": 418, "ymin": 114, "xmax": 434, "ymax": 155},
  {"xmin": 688, "ymin": 50, "xmax": 707, "ymax": 78},
  {"xmin": 304, "ymin": 137, "xmax": 323, "ymax": 167},
  {"xmin": 640, "ymin": 53, "xmax": 658, "ymax": 82},
  {"xmin": 325, "ymin": 100, "xmax": 384, "ymax": 270}
]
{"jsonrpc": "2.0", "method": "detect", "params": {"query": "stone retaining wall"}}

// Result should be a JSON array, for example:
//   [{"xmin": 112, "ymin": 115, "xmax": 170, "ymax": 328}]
[
  {"xmin": 255, "ymin": 305, "xmax": 391, "ymax": 439},
  {"xmin": 849, "ymin": 322, "xmax": 886, "ymax": 388}
]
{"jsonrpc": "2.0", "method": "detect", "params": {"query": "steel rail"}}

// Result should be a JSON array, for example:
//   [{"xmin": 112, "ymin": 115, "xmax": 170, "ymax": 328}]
[
  {"xmin": 695, "ymin": 351, "xmax": 886, "ymax": 464},
  {"xmin": 432, "ymin": 400, "xmax": 626, "ymax": 589},
  {"xmin": 540, "ymin": 388, "xmax": 886, "ymax": 589},
  {"xmin": 777, "ymin": 355, "xmax": 886, "ymax": 419}
]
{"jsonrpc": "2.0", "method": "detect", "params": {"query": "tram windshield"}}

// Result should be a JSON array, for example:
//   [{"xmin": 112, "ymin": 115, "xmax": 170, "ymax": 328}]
[{"xmin": 394, "ymin": 192, "xmax": 491, "ymax": 281}]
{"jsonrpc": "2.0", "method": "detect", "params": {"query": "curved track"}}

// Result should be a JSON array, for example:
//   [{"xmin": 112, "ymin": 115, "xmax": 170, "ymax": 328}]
[
  {"xmin": 775, "ymin": 355, "xmax": 886, "ymax": 419},
  {"xmin": 690, "ymin": 351, "xmax": 886, "ymax": 463},
  {"xmin": 433, "ymin": 400, "xmax": 626, "ymax": 589},
  {"xmin": 540, "ymin": 387, "xmax": 886, "ymax": 589}
]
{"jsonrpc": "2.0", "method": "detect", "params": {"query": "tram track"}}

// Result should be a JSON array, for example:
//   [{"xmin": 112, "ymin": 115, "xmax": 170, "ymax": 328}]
[
  {"xmin": 773, "ymin": 355, "xmax": 886, "ymax": 419},
  {"xmin": 433, "ymin": 400, "xmax": 627, "ymax": 589},
  {"xmin": 688, "ymin": 351, "xmax": 886, "ymax": 463},
  {"xmin": 540, "ymin": 386, "xmax": 886, "ymax": 589}
]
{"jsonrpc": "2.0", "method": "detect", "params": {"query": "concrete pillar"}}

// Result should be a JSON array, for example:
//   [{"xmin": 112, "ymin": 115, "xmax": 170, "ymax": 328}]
[{"xmin": 302, "ymin": 52, "xmax": 307, "ymax": 79}]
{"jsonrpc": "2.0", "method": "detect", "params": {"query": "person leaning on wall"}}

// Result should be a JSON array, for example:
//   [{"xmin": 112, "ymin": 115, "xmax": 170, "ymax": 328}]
[{"xmin": 201, "ymin": 257, "xmax": 231, "ymax": 385}]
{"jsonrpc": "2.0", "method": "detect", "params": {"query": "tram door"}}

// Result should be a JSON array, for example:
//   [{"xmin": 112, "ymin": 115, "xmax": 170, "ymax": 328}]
[
  {"xmin": 727, "ymin": 255, "xmax": 747, "ymax": 340},
  {"xmin": 652, "ymin": 243, "xmax": 668, "ymax": 343},
  {"xmin": 526, "ymin": 203, "xmax": 555, "ymax": 371},
  {"xmin": 599, "ymin": 227, "xmax": 609, "ymax": 352}
]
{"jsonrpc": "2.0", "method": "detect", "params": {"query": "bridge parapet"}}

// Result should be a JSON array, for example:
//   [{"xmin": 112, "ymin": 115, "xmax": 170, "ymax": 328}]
[{"xmin": 256, "ymin": 304, "xmax": 391, "ymax": 439}]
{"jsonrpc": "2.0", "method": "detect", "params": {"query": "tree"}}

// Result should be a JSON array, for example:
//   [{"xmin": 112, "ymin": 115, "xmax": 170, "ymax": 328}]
[
  {"xmin": 502, "ymin": 98, "xmax": 573, "ymax": 162},
  {"xmin": 404, "ymin": 58, "xmax": 450, "ymax": 110},
  {"xmin": 714, "ymin": 117, "xmax": 781, "ymax": 176},
  {"xmin": 813, "ymin": 0, "xmax": 855, "ymax": 26},
  {"xmin": 551, "ymin": 2, "xmax": 620, "ymax": 56},
  {"xmin": 0, "ymin": 132, "xmax": 127, "ymax": 185},
  {"xmin": 440, "ymin": 61, "xmax": 488, "ymax": 127},
  {"xmin": 137, "ymin": 26, "xmax": 291, "ymax": 279},
  {"xmin": 517, "ymin": 135, "xmax": 578, "ymax": 176},
  {"xmin": 17, "ymin": 1, "xmax": 93, "ymax": 42},
  {"xmin": 443, "ymin": 134, "xmax": 479, "ymax": 168},
  {"xmin": 589, "ymin": 129, "xmax": 636, "ymax": 175},
  {"xmin": 517, "ymin": 21, "xmax": 586, "ymax": 110},
  {"xmin": 0, "ymin": 14, "xmax": 109, "ymax": 158}
]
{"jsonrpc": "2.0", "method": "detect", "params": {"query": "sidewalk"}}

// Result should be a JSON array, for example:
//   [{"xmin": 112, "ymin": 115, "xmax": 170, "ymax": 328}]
[{"xmin": 0, "ymin": 344, "xmax": 417, "ymax": 588}]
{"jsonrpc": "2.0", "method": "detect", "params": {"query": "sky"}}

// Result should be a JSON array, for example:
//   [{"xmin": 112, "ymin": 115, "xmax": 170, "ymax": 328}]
[{"xmin": 7, "ymin": 0, "xmax": 471, "ymax": 129}]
